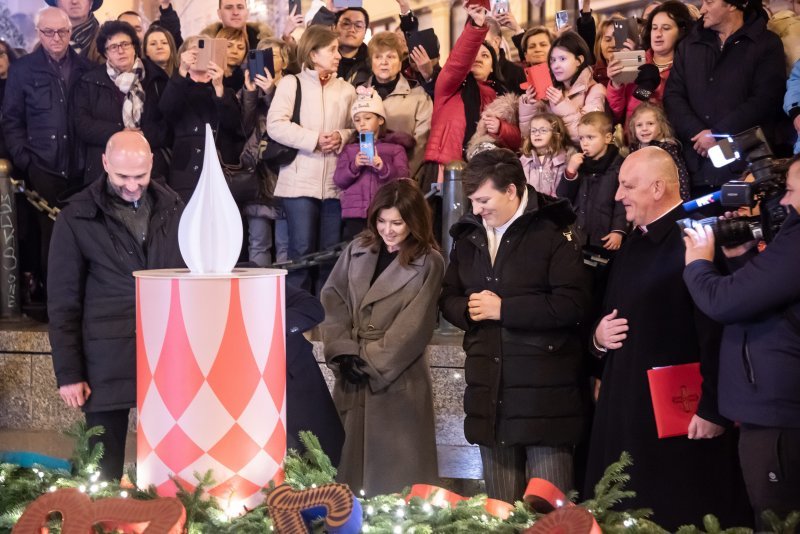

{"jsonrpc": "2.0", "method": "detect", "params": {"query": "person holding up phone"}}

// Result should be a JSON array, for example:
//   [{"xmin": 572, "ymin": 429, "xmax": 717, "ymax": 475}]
[
  {"xmin": 239, "ymin": 37, "xmax": 292, "ymax": 267},
  {"xmin": 333, "ymin": 88, "xmax": 411, "ymax": 240},
  {"xmin": 159, "ymin": 35, "xmax": 245, "ymax": 202},
  {"xmin": 606, "ymin": 1, "xmax": 693, "ymax": 127}
]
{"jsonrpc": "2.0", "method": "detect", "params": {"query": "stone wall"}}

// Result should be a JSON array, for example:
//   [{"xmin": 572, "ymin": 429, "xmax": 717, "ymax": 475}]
[{"xmin": 0, "ymin": 325, "xmax": 480, "ymax": 479}]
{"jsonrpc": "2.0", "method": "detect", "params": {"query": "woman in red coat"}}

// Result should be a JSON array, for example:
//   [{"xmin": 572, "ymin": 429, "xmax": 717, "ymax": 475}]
[{"xmin": 417, "ymin": 3, "xmax": 521, "ymax": 192}]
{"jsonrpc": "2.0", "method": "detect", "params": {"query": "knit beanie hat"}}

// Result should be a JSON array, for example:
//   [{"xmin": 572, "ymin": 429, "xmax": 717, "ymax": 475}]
[{"xmin": 351, "ymin": 87, "xmax": 386, "ymax": 121}]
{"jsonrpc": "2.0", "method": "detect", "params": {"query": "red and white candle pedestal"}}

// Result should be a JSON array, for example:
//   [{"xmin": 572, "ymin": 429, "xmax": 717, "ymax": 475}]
[{"xmin": 133, "ymin": 268, "xmax": 287, "ymax": 512}]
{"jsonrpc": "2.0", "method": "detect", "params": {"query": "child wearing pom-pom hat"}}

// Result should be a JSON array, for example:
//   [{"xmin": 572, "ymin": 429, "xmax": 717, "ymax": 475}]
[{"xmin": 334, "ymin": 87, "xmax": 415, "ymax": 240}]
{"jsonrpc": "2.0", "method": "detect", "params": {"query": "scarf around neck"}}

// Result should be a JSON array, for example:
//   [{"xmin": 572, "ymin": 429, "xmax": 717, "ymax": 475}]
[
  {"xmin": 108, "ymin": 57, "xmax": 146, "ymax": 129},
  {"xmin": 71, "ymin": 15, "xmax": 99, "ymax": 55}
]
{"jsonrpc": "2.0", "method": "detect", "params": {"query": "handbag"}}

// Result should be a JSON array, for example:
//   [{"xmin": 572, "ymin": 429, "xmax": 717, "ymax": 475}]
[{"xmin": 261, "ymin": 74, "xmax": 302, "ymax": 174}]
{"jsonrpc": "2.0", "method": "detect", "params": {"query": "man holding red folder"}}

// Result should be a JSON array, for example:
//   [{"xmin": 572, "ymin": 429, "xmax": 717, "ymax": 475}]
[{"xmin": 583, "ymin": 147, "xmax": 751, "ymax": 530}]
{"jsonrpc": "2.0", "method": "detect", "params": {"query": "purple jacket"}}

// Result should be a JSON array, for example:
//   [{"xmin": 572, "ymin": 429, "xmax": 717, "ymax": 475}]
[{"xmin": 334, "ymin": 131, "xmax": 414, "ymax": 219}]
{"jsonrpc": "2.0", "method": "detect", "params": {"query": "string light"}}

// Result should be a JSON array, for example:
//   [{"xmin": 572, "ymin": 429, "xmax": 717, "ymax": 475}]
[
  {"xmin": 359, "ymin": 489, "xmax": 366, "ymax": 496},
  {"xmin": 623, "ymin": 517, "xmax": 637, "ymax": 527},
  {"xmin": 366, "ymin": 505, "xmax": 375, "ymax": 516},
  {"xmin": 393, "ymin": 525, "xmax": 402, "ymax": 534},
  {"xmin": 556, "ymin": 499, "xmax": 563, "ymax": 507},
  {"xmin": 89, "ymin": 484, "xmax": 99, "ymax": 493},
  {"xmin": 48, "ymin": 486, "xmax": 57, "ymax": 493},
  {"xmin": 78, "ymin": 485, "xmax": 86, "ymax": 493},
  {"xmin": 120, "ymin": 491, "xmax": 129, "ymax": 498}
]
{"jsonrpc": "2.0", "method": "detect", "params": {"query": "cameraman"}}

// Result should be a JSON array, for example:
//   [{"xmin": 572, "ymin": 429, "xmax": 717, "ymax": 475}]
[{"xmin": 682, "ymin": 155, "xmax": 800, "ymax": 525}]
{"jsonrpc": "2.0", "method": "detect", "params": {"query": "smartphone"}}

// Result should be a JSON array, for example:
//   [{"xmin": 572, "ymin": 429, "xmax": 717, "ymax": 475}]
[
  {"xmin": 359, "ymin": 131, "xmax": 375, "ymax": 164},
  {"xmin": 612, "ymin": 20, "xmax": 629, "ymax": 51},
  {"xmin": 288, "ymin": 0, "xmax": 302, "ymax": 15},
  {"xmin": 494, "ymin": 0, "xmax": 510, "ymax": 15},
  {"xmin": 627, "ymin": 16, "xmax": 642, "ymax": 48},
  {"xmin": 247, "ymin": 49, "xmax": 274, "ymax": 82},
  {"xmin": 555, "ymin": 10, "xmax": 569, "ymax": 31},
  {"xmin": 407, "ymin": 28, "xmax": 439, "ymax": 60},
  {"xmin": 609, "ymin": 49, "xmax": 646, "ymax": 84},
  {"xmin": 196, "ymin": 38, "xmax": 227, "ymax": 72}
]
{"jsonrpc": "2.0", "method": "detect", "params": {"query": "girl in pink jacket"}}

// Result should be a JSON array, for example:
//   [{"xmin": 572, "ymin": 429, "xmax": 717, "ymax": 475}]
[
  {"xmin": 334, "ymin": 88, "xmax": 412, "ymax": 240},
  {"xmin": 518, "ymin": 32, "xmax": 606, "ymax": 145}
]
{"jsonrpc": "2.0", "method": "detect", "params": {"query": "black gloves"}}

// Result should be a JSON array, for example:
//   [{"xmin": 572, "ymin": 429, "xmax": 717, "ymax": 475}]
[
  {"xmin": 633, "ymin": 64, "xmax": 661, "ymax": 101},
  {"xmin": 334, "ymin": 355, "xmax": 370, "ymax": 385}
]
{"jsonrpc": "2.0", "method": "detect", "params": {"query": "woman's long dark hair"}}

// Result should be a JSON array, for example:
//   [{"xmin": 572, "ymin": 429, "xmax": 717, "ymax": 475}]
[
  {"xmin": 0, "ymin": 39, "xmax": 18, "ymax": 68},
  {"xmin": 461, "ymin": 41, "xmax": 507, "ymax": 156},
  {"xmin": 548, "ymin": 32, "xmax": 592, "ymax": 90},
  {"xmin": 359, "ymin": 179, "xmax": 439, "ymax": 267}
]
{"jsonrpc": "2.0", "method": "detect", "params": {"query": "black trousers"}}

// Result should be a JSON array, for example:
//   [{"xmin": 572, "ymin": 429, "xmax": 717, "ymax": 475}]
[
  {"xmin": 739, "ymin": 425, "xmax": 800, "ymax": 529},
  {"xmin": 85, "ymin": 409, "xmax": 131, "ymax": 481}
]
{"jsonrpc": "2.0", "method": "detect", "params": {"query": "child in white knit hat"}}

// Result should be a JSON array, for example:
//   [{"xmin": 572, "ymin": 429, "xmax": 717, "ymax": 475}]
[{"xmin": 334, "ymin": 86, "xmax": 415, "ymax": 240}]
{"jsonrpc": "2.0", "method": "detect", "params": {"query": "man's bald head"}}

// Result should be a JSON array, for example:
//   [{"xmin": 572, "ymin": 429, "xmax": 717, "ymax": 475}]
[
  {"xmin": 615, "ymin": 146, "xmax": 682, "ymax": 227},
  {"xmin": 102, "ymin": 131, "xmax": 153, "ymax": 203}
]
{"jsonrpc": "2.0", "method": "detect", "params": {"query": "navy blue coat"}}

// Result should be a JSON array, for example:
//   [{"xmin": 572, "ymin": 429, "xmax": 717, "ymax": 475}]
[
  {"xmin": 285, "ymin": 284, "xmax": 344, "ymax": 466},
  {"xmin": 684, "ymin": 208, "xmax": 800, "ymax": 428},
  {"xmin": 664, "ymin": 13, "xmax": 786, "ymax": 190},
  {"xmin": 2, "ymin": 46, "xmax": 91, "ymax": 177}
]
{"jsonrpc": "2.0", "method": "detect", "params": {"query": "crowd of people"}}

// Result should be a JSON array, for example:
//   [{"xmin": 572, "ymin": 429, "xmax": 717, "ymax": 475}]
[{"xmin": 1, "ymin": 0, "xmax": 799, "ymax": 529}]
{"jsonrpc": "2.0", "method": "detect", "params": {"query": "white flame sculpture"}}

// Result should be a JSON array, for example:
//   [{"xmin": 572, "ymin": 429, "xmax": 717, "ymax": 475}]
[{"xmin": 178, "ymin": 124, "xmax": 243, "ymax": 273}]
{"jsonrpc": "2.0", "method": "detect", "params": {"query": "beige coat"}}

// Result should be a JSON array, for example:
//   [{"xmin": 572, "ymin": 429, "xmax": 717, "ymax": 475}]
[
  {"xmin": 266, "ymin": 68, "xmax": 356, "ymax": 200},
  {"xmin": 320, "ymin": 240, "xmax": 444, "ymax": 495},
  {"xmin": 366, "ymin": 75, "xmax": 433, "ymax": 176}
]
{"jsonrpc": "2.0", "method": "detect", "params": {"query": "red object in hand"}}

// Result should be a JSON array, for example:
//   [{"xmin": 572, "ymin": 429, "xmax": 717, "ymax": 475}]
[
  {"xmin": 520, "ymin": 63, "xmax": 553, "ymax": 98},
  {"xmin": 647, "ymin": 362, "xmax": 703, "ymax": 438}
]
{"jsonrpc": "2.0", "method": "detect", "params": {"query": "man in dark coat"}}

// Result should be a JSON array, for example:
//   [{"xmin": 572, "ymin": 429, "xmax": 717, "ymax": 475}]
[
  {"xmin": 285, "ymin": 284, "xmax": 344, "ymax": 467},
  {"xmin": 48, "ymin": 131, "xmax": 184, "ymax": 480},
  {"xmin": 335, "ymin": 8, "xmax": 372, "ymax": 87},
  {"xmin": 683, "ymin": 155, "xmax": 800, "ymax": 528},
  {"xmin": 440, "ymin": 149, "xmax": 590, "ymax": 501},
  {"xmin": 663, "ymin": 0, "xmax": 785, "ymax": 194},
  {"xmin": 585, "ymin": 147, "xmax": 751, "ymax": 530},
  {"xmin": 2, "ymin": 7, "xmax": 91, "ymax": 282}
]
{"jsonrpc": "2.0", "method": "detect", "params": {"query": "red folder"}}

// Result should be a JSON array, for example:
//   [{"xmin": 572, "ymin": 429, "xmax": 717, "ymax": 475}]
[
  {"xmin": 520, "ymin": 63, "xmax": 553, "ymax": 99},
  {"xmin": 646, "ymin": 362, "xmax": 702, "ymax": 439}
]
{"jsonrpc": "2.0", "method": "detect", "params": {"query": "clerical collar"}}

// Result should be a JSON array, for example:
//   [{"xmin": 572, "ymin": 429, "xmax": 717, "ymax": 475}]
[{"xmin": 637, "ymin": 200, "xmax": 683, "ymax": 234}]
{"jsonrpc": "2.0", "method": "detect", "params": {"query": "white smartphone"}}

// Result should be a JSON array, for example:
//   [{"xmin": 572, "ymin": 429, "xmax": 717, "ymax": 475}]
[{"xmin": 555, "ymin": 10, "xmax": 569, "ymax": 30}]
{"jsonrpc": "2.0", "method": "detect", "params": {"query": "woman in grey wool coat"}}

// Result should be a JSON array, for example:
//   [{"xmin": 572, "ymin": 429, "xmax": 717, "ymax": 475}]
[{"xmin": 320, "ymin": 179, "xmax": 444, "ymax": 496}]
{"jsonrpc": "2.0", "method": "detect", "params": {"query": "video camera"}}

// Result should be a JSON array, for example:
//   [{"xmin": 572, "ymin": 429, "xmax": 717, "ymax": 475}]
[{"xmin": 676, "ymin": 127, "xmax": 788, "ymax": 247}]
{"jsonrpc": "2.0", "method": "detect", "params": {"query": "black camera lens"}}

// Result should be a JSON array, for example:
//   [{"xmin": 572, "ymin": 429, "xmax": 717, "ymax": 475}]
[
  {"xmin": 676, "ymin": 216, "xmax": 762, "ymax": 248},
  {"xmin": 199, "ymin": 40, "xmax": 205, "ymax": 49}
]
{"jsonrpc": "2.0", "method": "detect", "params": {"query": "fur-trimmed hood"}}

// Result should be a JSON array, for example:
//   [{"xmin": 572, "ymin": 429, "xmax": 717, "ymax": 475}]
[
  {"xmin": 466, "ymin": 93, "xmax": 519, "ymax": 158},
  {"xmin": 201, "ymin": 21, "xmax": 273, "ymax": 45}
]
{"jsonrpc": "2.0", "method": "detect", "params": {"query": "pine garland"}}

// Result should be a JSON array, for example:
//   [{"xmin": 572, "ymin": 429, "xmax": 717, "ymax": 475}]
[{"xmin": 0, "ymin": 424, "xmax": 791, "ymax": 533}]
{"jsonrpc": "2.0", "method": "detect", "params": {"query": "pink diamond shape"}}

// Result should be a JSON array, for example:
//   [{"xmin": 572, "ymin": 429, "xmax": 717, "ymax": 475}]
[
  {"xmin": 153, "ymin": 280, "xmax": 205, "ymax": 420},
  {"xmin": 264, "ymin": 420, "xmax": 286, "ymax": 465},
  {"xmin": 156, "ymin": 475, "xmax": 196, "ymax": 498},
  {"xmin": 154, "ymin": 425, "xmax": 205, "ymax": 475},
  {"xmin": 263, "ymin": 279, "xmax": 286, "ymax": 411},
  {"xmin": 208, "ymin": 475, "xmax": 262, "ymax": 502},
  {"xmin": 207, "ymin": 279, "xmax": 261, "ymax": 420},
  {"xmin": 208, "ymin": 423, "xmax": 261, "ymax": 473}
]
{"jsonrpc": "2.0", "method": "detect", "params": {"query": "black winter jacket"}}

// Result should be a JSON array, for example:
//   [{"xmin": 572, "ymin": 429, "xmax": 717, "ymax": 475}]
[
  {"xmin": 337, "ymin": 44, "xmax": 372, "ymax": 87},
  {"xmin": 440, "ymin": 187, "xmax": 590, "ymax": 447},
  {"xmin": 2, "ymin": 46, "xmax": 91, "ymax": 177},
  {"xmin": 664, "ymin": 12, "xmax": 786, "ymax": 189},
  {"xmin": 72, "ymin": 59, "xmax": 171, "ymax": 184},
  {"xmin": 48, "ymin": 178, "xmax": 184, "ymax": 412},
  {"xmin": 684, "ymin": 208, "xmax": 800, "ymax": 428},
  {"xmin": 159, "ymin": 73, "xmax": 245, "ymax": 202},
  {"xmin": 557, "ymin": 144, "xmax": 628, "ymax": 249}
]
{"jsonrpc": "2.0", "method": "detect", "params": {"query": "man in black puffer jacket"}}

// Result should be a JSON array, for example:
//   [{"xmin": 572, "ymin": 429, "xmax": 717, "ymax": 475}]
[
  {"xmin": 48, "ymin": 131, "xmax": 184, "ymax": 481},
  {"xmin": 440, "ymin": 148, "xmax": 590, "ymax": 502}
]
